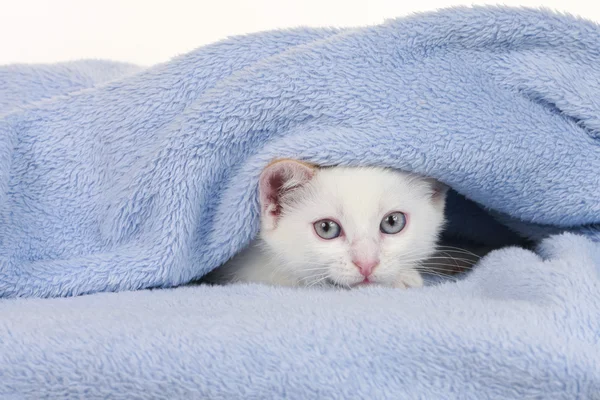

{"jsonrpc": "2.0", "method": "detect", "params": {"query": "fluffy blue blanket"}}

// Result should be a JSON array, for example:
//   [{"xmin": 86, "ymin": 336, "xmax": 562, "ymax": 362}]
[{"xmin": 1, "ymin": 6, "xmax": 599, "ymax": 398}]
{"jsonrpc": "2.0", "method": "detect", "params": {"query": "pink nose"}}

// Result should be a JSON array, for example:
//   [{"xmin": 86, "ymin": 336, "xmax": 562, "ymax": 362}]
[{"xmin": 352, "ymin": 259, "xmax": 379, "ymax": 277}]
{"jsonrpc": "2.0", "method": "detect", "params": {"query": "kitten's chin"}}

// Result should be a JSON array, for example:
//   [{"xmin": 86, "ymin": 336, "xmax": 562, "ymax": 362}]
[
  {"xmin": 324, "ymin": 277, "xmax": 400, "ymax": 289},
  {"xmin": 319, "ymin": 277, "xmax": 358, "ymax": 289},
  {"xmin": 342, "ymin": 278, "xmax": 373, "ymax": 288},
  {"xmin": 297, "ymin": 267, "xmax": 424, "ymax": 290},
  {"xmin": 348, "ymin": 272, "xmax": 424, "ymax": 289}
]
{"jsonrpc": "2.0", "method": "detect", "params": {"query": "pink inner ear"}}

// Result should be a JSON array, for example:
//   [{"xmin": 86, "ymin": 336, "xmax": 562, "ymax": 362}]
[
  {"xmin": 259, "ymin": 160, "xmax": 315, "ymax": 219},
  {"xmin": 424, "ymin": 178, "xmax": 449, "ymax": 202}
]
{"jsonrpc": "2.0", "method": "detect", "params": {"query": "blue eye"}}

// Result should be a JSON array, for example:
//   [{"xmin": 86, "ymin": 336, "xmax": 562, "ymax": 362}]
[
  {"xmin": 313, "ymin": 219, "xmax": 341, "ymax": 239},
  {"xmin": 380, "ymin": 212, "xmax": 406, "ymax": 234}
]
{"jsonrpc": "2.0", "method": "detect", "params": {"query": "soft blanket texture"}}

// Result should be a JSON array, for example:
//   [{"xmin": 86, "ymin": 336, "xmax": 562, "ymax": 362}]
[
  {"xmin": 1, "ymin": 233, "xmax": 599, "ymax": 399},
  {"xmin": 1, "ymin": 7, "xmax": 599, "ymax": 297},
  {"xmin": 1, "ymin": 6, "xmax": 599, "ymax": 399}
]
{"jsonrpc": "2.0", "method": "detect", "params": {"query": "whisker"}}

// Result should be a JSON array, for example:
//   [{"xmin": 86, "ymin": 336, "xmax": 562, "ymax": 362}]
[
  {"xmin": 423, "ymin": 256, "xmax": 480, "ymax": 263},
  {"xmin": 298, "ymin": 272, "xmax": 329, "ymax": 283},
  {"xmin": 415, "ymin": 264, "xmax": 474, "ymax": 270},
  {"xmin": 416, "ymin": 267, "xmax": 461, "ymax": 277},
  {"xmin": 435, "ymin": 246, "xmax": 483, "ymax": 258},
  {"xmin": 298, "ymin": 273, "xmax": 327, "ymax": 281},
  {"xmin": 416, "ymin": 264, "xmax": 475, "ymax": 272},
  {"xmin": 389, "ymin": 259, "xmax": 475, "ymax": 269},
  {"xmin": 438, "ymin": 251, "xmax": 462, "ymax": 268},
  {"xmin": 414, "ymin": 267, "xmax": 469, "ymax": 275},
  {"xmin": 393, "ymin": 258, "xmax": 479, "ymax": 268},
  {"xmin": 420, "ymin": 271, "xmax": 457, "ymax": 278},
  {"xmin": 298, "ymin": 267, "xmax": 329, "ymax": 272},
  {"xmin": 306, "ymin": 274, "xmax": 332, "ymax": 288}
]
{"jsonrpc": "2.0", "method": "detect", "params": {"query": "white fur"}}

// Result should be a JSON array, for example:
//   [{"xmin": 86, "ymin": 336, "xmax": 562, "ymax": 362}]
[{"xmin": 209, "ymin": 166, "xmax": 447, "ymax": 289}]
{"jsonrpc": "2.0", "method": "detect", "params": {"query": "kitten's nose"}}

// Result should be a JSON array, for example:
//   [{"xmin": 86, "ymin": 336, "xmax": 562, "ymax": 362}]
[{"xmin": 352, "ymin": 258, "xmax": 379, "ymax": 277}]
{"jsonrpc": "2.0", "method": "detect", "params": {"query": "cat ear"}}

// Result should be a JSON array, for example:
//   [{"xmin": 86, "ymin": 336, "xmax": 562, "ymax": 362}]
[
  {"xmin": 424, "ymin": 178, "xmax": 449, "ymax": 206},
  {"xmin": 259, "ymin": 159, "xmax": 316, "ymax": 230}
]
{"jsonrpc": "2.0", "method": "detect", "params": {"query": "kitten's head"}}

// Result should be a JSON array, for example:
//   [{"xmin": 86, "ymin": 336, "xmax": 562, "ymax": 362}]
[{"xmin": 258, "ymin": 159, "xmax": 448, "ymax": 288}]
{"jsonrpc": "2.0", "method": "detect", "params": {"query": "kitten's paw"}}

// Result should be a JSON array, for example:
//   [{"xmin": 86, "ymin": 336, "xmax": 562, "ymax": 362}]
[
  {"xmin": 394, "ymin": 270, "xmax": 424, "ymax": 289},
  {"xmin": 393, "ymin": 281, "xmax": 408, "ymax": 289}
]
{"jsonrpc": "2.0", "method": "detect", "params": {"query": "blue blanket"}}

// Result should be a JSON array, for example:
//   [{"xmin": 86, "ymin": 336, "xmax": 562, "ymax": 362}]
[{"xmin": 1, "ymin": 6, "xmax": 599, "ymax": 398}]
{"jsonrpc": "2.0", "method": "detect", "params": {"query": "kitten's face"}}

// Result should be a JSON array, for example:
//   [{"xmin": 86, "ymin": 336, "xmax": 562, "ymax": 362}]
[{"xmin": 259, "ymin": 160, "xmax": 447, "ymax": 288}]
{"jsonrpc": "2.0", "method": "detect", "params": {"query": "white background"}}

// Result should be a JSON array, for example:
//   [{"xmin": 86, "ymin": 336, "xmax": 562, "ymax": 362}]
[{"xmin": 2, "ymin": 0, "xmax": 599, "ymax": 66}]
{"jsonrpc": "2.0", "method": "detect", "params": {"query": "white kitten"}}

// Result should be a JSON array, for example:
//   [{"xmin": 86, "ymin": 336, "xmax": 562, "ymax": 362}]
[{"xmin": 206, "ymin": 159, "xmax": 448, "ymax": 289}]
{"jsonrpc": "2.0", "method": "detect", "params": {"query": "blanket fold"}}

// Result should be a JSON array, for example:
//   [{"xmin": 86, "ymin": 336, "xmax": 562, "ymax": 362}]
[
  {"xmin": 1, "ymin": 7, "xmax": 600, "ymax": 398},
  {"xmin": 1, "ymin": 232, "xmax": 599, "ymax": 399},
  {"xmin": 1, "ymin": 7, "xmax": 598, "ymax": 298}
]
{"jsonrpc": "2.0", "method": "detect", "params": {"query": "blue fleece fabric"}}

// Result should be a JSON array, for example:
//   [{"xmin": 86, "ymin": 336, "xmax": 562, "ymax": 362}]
[
  {"xmin": 0, "ymin": 6, "xmax": 599, "ymax": 398},
  {"xmin": 0, "ymin": 60, "xmax": 141, "ymax": 113},
  {"xmin": 1, "ymin": 233, "xmax": 599, "ymax": 399}
]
